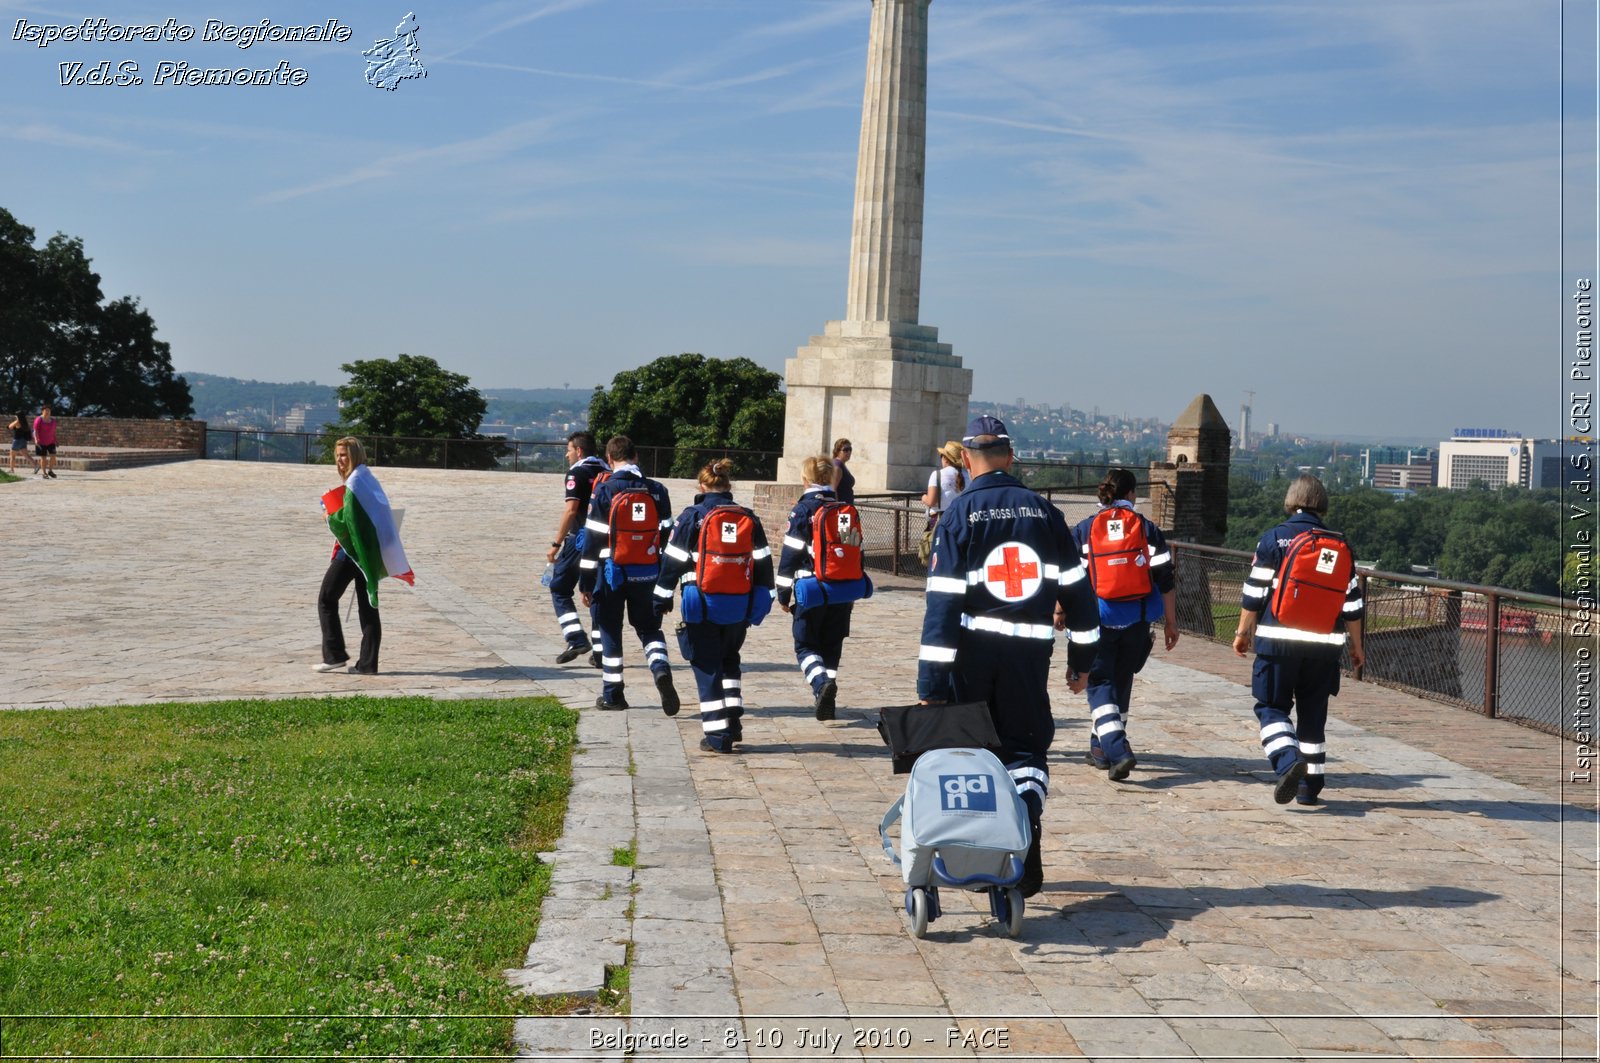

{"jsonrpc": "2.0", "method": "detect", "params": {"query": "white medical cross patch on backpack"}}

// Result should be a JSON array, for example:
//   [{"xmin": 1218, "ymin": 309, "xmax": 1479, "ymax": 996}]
[
  {"xmin": 631, "ymin": 502, "xmax": 648, "ymax": 522},
  {"xmin": 721, "ymin": 521, "xmax": 739, "ymax": 543},
  {"xmin": 1317, "ymin": 547, "xmax": 1340, "ymax": 574}
]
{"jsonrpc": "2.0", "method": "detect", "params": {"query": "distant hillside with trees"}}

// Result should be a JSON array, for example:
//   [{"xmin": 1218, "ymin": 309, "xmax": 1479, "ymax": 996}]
[
  {"xmin": 1228, "ymin": 476, "xmax": 1562, "ymax": 597},
  {"xmin": 183, "ymin": 373, "xmax": 592, "ymax": 431}
]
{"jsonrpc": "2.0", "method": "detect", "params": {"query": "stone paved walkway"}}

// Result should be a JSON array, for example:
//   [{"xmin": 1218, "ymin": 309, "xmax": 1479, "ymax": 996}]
[{"xmin": 3, "ymin": 462, "xmax": 1596, "ymax": 1060}]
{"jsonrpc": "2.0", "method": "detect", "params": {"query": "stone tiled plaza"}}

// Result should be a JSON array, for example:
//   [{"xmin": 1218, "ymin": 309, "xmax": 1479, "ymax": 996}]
[{"xmin": 3, "ymin": 461, "xmax": 1597, "ymax": 1060}]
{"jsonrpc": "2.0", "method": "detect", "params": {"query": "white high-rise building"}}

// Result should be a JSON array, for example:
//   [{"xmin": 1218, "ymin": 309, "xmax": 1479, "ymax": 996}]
[{"xmin": 1437, "ymin": 429, "xmax": 1565, "ymax": 489}]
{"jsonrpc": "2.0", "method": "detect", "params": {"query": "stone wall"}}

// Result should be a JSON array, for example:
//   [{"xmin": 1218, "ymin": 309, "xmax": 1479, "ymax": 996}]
[{"xmin": 56, "ymin": 418, "xmax": 206, "ymax": 453}]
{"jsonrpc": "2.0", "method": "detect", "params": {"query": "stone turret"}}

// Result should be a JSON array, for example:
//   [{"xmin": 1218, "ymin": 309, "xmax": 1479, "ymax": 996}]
[{"xmin": 1149, "ymin": 393, "xmax": 1231, "ymax": 546}]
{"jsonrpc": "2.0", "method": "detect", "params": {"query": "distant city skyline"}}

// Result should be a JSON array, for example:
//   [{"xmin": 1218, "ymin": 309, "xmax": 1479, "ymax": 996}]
[{"xmin": 4, "ymin": 1, "xmax": 1574, "ymax": 441}]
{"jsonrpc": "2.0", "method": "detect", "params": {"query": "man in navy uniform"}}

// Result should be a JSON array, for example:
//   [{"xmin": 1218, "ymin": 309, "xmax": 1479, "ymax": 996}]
[
  {"xmin": 917, "ymin": 415, "xmax": 1101, "ymax": 897},
  {"xmin": 578, "ymin": 435, "xmax": 680, "ymax": 714},
  {"xmin": 546, "ymin": 431, "xmax": 608, "ymax": 666},
  {"xmin": 1234, "ymin": 474, "xmax": 1365, "ymax": 806}
]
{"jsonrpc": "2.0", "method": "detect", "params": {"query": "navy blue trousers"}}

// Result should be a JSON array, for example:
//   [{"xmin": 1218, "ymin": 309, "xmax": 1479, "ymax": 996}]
[
  {"xmin": 1252, "ymin": 654, "xmax": 1339, "ymax": 797},
  {"xmin": 548, "ymin": 536, "xmax": 593, "ymax": 651},
  {"xmin": 791, "ymin": 603, "xmax": 851, "ymax": 695},
  {"xmin": 592, "ymin": 581, "xmax": 670, "ymax": 702},
  {"xmin": 1085, "ymin": 624, "xmax": 1154, "ymax": 763},
  {"xmin": 679, "ymin": 621, "xmax": 748, "ymax": 750},
  {"xmin": 951, "ymin": 632, "xmax": 1054, "ymax": 822}
]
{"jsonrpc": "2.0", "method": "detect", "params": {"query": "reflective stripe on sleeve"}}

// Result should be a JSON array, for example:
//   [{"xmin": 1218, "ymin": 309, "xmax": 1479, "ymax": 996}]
[
  {"xmin": 751, "ymin": 546, "xmax": 772, "ymax": 560},
  {"xmin": 664, "ymin": 543, "xmax": 691, "ymax": 562},
  {"xmin": 783, "ymin": 535, "xmax": 807, "ymax": 551},
  {"xmin": 774, "ymin": 574, "xmax": 794, "ymax": 588},
  {"xmin": 1068, "ymin": 628, "xmax": 1101, "ymax": 645},
  {"xmin": 586, "ymin": 518, "xmax": 610, "ymax": 535},
  {"xmin": 1060, "ymin": 566, "xmax": 1087, "ymax": 586},
  {"xmin": 926, "ymin": 575, "xmax": 967, "ymax": 596},
  {"xmin": 1250, "ymin": 566, "xmax": 1276, "ymax": 580},
  {"xmin": 919, "ymin": 644, "xmax": 958, "ymax": 663},
  {"xmin": 1147, "ymin": 550, "xmax": 1172, "ymax": 566}
]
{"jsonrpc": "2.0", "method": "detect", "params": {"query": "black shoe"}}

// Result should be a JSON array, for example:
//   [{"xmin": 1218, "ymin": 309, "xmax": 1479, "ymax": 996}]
[
  {"xmin": 1019, "ymin": 826, "xmax": 1043, "ymax": 898},
  {"xmin": 556, "ymin": 644, "xmax": 587, "ymax": 664},
  {"xmin": 698, "ymin": 737, "xmax": 733, "ymax": 754},
  {"xmin": 814, "ymin": 679, "xmax": 837, "ymax": 721},
  {"xmin": 655, "ymin": 673, "xmax": 680, "ymax": 717},
  {"xmin": 1295, "ymin": 782, "xmax": 1323, "ymax": 806},
  {"xmin": 1274, "ymin": 758, "xmax": 1308, "ymax": 805},
  {"xmin": 595, "ymin": 693, "xmax": 628, "ymax": 711},
  {"xmin": 1085, "ymin": 747, "xmax": 1109, "ymax": 770},
  {"xmin": 589, "ymin": 651, "xmax": 602, "ymax": 669},
  {"xmin": 1108, "ymin": 754, "xmax": 1137, "ymax": 782}
]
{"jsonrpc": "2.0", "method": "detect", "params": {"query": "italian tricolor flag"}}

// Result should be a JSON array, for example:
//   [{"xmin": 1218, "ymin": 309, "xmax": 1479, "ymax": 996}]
[{"xmin": 321, "ymin": 465, "xmax": 414, "ymax": 608}]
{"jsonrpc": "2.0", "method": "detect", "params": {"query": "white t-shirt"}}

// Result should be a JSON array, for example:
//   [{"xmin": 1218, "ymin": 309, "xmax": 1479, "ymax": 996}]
[{"xmin": 926, "ymin": 465, "xmax": 966, "ymax": 516}]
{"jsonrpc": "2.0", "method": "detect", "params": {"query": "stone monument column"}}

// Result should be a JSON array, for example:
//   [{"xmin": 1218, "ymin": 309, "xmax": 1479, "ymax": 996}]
[{"xmin": 778, "ymin": 0, "xmax": 971, "ymax": 493}]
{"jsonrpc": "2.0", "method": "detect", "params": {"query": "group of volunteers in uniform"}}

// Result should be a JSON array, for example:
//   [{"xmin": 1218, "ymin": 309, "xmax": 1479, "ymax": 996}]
[{"xmin": 532, "ymin": 415, "xmax": 1366, "ymax": 898}]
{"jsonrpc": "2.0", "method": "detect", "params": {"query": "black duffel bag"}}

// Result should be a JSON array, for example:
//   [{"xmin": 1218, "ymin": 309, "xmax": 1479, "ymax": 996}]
[{"xmin": 876, "ymin": 701, "xmax": 1002, "ymax": 774}]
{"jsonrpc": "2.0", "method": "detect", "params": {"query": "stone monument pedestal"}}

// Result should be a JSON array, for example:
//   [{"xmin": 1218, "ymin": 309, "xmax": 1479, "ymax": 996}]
[{"xmin": 780, "ymin": 321, "xmax": 971, "ymax": 493}]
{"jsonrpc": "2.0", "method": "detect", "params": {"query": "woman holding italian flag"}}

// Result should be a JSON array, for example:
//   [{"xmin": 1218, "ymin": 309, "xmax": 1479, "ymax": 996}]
[{"xmin": 315, "ymin": 436, "xmax": 413, "ymax": 674}]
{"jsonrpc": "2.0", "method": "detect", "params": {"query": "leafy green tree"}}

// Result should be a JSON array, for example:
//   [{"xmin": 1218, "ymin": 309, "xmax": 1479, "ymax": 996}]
[
  {"xmin": 0, "ymin": 207, "xmax": 191, "ymax": 419},
  {"xmin": 587, "ymin": 353, "xmax": 785, "ymax": 477},
  {"xmin": 330, "ymin": 354, "xmax": 500, "ymax": 470}
]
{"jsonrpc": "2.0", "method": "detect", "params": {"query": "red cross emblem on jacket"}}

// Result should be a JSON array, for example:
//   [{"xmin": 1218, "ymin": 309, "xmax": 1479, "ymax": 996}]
[{"xmin": 981, "ymin": 542, "xmax": 1043, "ymax": 601}]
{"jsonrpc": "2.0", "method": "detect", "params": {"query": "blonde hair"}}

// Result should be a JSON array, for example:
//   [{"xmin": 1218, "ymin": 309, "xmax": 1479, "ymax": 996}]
[
  {"xmin": 1283, "ymin": 473, "xmax": 1330, "ymax": 516},
  {"xmin": 699, "ymin": 458, "xmax": 735, "ymax": 492},
  {"xmin": 801, "ymin": 455, "xmax": 834, "ymax": 486},
  {"xmin": 335, "ymin": 436, "xmax": 368, "ymax": 468}
]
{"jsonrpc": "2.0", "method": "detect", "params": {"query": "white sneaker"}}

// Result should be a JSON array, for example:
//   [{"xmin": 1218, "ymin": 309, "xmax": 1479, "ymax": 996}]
[{"xmin": 313, "ymin": 661, "xmax": 349, "ymax": 672}]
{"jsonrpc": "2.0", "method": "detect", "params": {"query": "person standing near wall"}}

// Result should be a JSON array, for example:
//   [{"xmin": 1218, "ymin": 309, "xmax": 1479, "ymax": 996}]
[
  {"xmin": 830, "ymin": 438, "xmax": 855, "ymax": 503},
  {"xmin": 32, "ymin": 406, "xmax": 56, "ymax": 479}
]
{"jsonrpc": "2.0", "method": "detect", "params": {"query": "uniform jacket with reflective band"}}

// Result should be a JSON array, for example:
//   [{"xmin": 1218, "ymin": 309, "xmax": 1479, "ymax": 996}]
[
  {"xmin": 564, "ymin": 455, "xmax": 610, "ymax": 511},
  {"xmin": 1071, "ymin": 501, "xmax": 1176, "ymax": 629},
  {"xmin": 1240, "ymin": 510, "xmax": 1365, "ymax": 659},
  {"xmin": 775, "ymin": 484, "xmax": 836, "ymax": 608},
  {"xmin": 577, "ymin": 467, "xmax": 673, "ymax": 594},
  {"xmin": 916, "ymin": 469, "xmax": 1101, "ymax": 699},
  {"xmin": 654, "ymin": 491, "xmax": 776, "ymax": 608}
]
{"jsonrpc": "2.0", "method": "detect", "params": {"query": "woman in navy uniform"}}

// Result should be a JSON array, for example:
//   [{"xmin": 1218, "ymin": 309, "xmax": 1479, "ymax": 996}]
[
  {"xmin": 1234, "ymin": 474, "xmax": 1366, "ymax": 805},
  {"xmin": 776, "ymin": 455, "xmax": 858, "ymax": 720},
  {"xmin": 1068, "ymin": 468, "xmax": 1179, "ymax": 781},
  {"xmin": 654, "ymin": 459, "xmax": 776, "ymax": 753}
]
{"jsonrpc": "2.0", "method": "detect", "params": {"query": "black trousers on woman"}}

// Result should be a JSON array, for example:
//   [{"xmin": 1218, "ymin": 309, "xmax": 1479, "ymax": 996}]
[{"xmin": 318, "ymin": 551, "xmax": 381, "ymax": 673}]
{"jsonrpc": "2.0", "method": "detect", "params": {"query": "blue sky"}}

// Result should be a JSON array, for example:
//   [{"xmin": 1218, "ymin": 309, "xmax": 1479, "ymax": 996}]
[{"xmin": 0, "ymin": 0, "xmax": 1577, "ymax": 441}]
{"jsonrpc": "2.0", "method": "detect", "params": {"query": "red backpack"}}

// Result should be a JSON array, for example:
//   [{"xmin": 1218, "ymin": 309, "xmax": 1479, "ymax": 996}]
[
  {"xmin": 697, "ymin": 506, "xmax": 755, "ymax": 595},
  {"xmin": 1085, "ymin": 507, "xmax": 1154, "ymax": 602},
  {"xmin": 812, "ymin": 501, "xmax": 864, "ymax": 583},
  {"xmin": 1271, "ymin": 529, "xmax": 1353, "ymax": 633},
  {"xmin": 608, "ymin": 488, "xmax": 661, "ymax": 567}
]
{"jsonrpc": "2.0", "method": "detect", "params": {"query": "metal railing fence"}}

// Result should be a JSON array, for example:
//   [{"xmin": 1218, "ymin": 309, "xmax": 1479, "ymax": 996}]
[
  {"xmin": 1170, "ymin": 542, "xmax": 1583, "ymax": 738},
  {"xmin": 203, "ymin": 430, "xmax": 782, "ymax": 478}
]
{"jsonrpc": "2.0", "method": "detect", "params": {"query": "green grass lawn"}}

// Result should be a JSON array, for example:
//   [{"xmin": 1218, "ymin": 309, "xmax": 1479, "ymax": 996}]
[{"xmin": 0, "ymin": 695, "xmax": 578, "ymax": 1057}]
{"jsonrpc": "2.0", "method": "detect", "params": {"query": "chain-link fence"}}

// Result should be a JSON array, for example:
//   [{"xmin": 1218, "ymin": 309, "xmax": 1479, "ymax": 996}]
[{"xmin": 1171, "ymin": 542, "xmax": 1583, "ymax": 738}]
